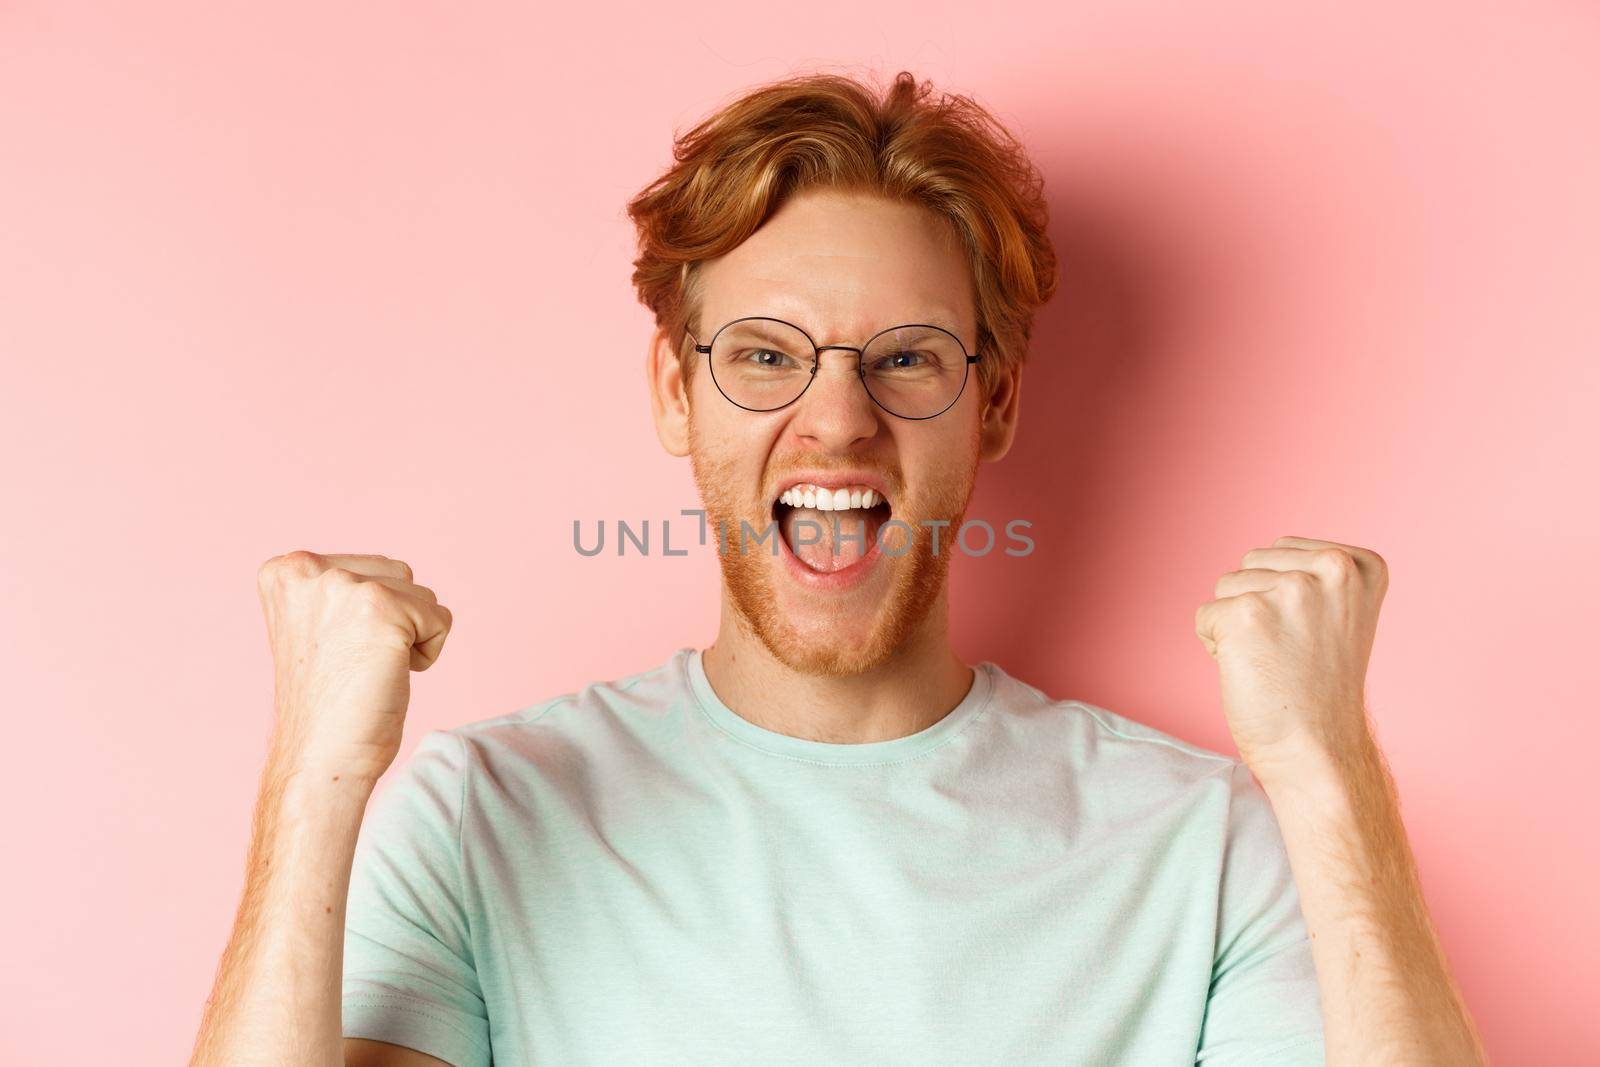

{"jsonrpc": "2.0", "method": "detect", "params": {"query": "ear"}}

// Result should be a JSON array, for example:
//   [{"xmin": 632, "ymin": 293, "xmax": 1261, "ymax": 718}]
[
  {"xmin": 977, "ymin": 361, "xmax": 1022, "ymax": 462},
  {"xmin": 647, "ymin": 325, "xmax": 691, "ymax": 457}
]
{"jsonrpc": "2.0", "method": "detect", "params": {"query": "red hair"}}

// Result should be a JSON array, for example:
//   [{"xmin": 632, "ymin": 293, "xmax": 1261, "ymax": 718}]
[{"xmin": 625, "ymin": 69, "xmax": 1058, "ymax": 394}]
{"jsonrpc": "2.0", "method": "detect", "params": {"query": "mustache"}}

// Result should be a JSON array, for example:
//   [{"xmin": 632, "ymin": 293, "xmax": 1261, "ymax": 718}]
[{"xmin": 764, "ymin": 456, "xmax": 903, "ymax": 497}]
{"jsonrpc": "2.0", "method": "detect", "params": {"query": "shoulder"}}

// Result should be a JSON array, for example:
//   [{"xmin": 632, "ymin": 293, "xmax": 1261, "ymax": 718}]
[
  {"xmin": 995, "ymin": 671, "xmax": 1291, "ymax": 872},
  {"xmin": 423, "ymin": 650, "xmax": 692, "ymax": 774},
  {"xmin": 984, "ymin": 667, "xmax": 1290, "ymax": 878},
  {"xmin": 988, "ymin": 665, "xmax": 1241, "ymax": 790}
]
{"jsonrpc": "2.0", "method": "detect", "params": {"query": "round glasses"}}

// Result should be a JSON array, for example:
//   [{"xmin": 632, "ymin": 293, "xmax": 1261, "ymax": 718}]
[{"xmin": 688, "ymin": 316, "xmax": 981, "ymax": 421}]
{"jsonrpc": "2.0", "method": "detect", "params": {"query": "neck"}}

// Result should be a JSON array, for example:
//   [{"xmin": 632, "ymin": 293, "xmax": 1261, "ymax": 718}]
[{"xmin": 700, "ymin": 584, "xmax": 974, "ymax": 745}]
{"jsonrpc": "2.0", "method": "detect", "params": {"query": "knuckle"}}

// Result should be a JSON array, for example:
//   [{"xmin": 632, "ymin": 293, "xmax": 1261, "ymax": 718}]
[
  {"xmin": 1284, "ymin": 568, "xmax": 1317, "ymax": 591},
  {"xmin": 316, "ymin": 565, "xmax": 357, "ymax": 589},
  {"xmin": 356, "ymin": 579, "xmax": 391, "ymax": 604},
  {"xmin": 259, "ymin": 551, "xmax": 316, "ymax": 591},
  {"xmin": 281, "ymin": 549, "xmax": 320, "ymax": 574},
  {"xmin": 1237, "ymin": 593, "xmax": 1274, "ymax": 627},
  {"xmin": 352, "ymin": 581, "xmax": 393, "ymax": 619},
  {"xmin": 1316, "ymin": 548, "xmax": 1357, "ymax": 579}
]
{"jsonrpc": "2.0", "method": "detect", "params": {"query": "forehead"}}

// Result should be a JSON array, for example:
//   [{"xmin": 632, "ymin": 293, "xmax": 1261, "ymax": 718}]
[{"xmin": 697, "ymin": 188, "xmax": 975, "ymax": 341}]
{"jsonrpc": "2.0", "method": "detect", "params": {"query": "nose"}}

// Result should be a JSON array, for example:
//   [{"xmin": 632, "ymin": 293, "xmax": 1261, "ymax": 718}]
[{"xmin": 788, "ymin": 348, "xmax": 880, "ymax": 450}]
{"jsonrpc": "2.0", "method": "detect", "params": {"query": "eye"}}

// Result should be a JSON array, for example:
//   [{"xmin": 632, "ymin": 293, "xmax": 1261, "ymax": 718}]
[
  {"xmin": 871, "ymin": 350, "xmax": 926, "ymax": 371},
  {"xmin": 744, "ymin": 348, "xmax": 797, "ymax": 368}
]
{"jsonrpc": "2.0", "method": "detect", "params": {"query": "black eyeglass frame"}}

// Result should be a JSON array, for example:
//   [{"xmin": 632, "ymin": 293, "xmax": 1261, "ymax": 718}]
[{"xmin": 686, "ymin": 315, "xmax": 982, "ymax": 421}]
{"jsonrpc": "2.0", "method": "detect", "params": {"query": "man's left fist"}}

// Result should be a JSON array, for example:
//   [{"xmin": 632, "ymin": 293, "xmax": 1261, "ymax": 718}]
[{"xmin": 1194, "ymin": 535, "xmax": 1389, "ymax": 779}]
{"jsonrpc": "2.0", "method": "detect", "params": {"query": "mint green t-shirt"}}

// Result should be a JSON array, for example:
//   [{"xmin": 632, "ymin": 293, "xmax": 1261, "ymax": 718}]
[{"xmin": 342, "ymin": 648, "xmax": 1324, "ymax": 1065}]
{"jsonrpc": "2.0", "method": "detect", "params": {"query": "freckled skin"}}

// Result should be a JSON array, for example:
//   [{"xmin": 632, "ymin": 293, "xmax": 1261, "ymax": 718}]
[
  {"xmin": 690, "ymin": 422, "xmax": 972, "ymax": 677},
  {"xmin": 670, "ymin": 188, "xmax": 991, "ymax": 678}
]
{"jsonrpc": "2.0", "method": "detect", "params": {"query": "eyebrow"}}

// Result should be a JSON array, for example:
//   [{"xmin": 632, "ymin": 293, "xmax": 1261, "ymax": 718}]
[
  {"xmin": 743, "ymin": 312, "xmax": 968, "ymax": 341},
  {"xmin": 723, "ymin": 319, "xmax": 806, "ymax": 346},
  {"xmin": 874, "ymin": 319, "xmax": 961, "ymax": 336},
  {"xmin": 915, "ymin": 312, "xmax": 963, "ymax": 333}
]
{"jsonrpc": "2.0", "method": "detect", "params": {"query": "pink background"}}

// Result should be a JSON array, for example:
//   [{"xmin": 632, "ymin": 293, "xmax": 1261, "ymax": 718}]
[{"xmin": 3, "ymin": 3, "xmax": 1596, "ymax": 1063}]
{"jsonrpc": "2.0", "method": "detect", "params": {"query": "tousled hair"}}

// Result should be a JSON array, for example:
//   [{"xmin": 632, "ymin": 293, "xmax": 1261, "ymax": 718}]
[{"xmin": 625, "ymin": 69, "xmax": 1058, "ymax": 396}]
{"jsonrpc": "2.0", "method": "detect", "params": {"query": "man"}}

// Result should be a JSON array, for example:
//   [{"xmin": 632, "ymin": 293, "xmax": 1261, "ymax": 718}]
[{"xmin": 191, "ymin": 71, "xmax": 1486, "ymax": 1065}]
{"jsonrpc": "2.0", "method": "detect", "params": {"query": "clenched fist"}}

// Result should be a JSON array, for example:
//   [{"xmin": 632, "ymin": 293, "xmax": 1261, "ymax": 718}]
[
  {"xmin": 256, "ymin": 550, "xmax": 453, "ymax": 782},
  {"xmin": 1194, "ymin": 535, "xmax": 1388, "ymax": 784}
]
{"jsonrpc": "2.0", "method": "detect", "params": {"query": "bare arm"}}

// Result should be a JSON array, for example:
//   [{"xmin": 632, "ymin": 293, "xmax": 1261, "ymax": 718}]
[
  {"xmin": 189, "ymin": 551, "xmax": 456, "ymax": 1066},
  {"xmin": 1259, "ymin": 732, "xmax": 1488, "ymax": 1065},
  {"xmin": 190, "ymin": 755, "xmax": 377, "ymax": 1066},
  {"xmin": 1196, "ymin": 535, "xmax": 1486, "ymax": 1064}
]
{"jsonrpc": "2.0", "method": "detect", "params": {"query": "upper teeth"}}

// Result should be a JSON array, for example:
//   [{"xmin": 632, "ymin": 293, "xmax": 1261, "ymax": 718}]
[{"xmin": 778, "ymin": 483, "xmax": 882, "ymax": 511}]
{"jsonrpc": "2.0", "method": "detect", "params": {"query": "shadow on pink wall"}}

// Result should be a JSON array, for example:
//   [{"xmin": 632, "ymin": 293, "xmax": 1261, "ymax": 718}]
[
  {"xmin": 946, "ymin": 150, "xmax": 1587, "ymax": 1059},
  {"xmin": 953, "ymin": 187, "xmax": 1181, "ymax": 699}
]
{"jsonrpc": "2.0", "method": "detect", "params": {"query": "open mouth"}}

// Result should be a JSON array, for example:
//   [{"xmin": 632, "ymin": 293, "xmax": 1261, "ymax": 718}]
[{"xmin": 772, "ymin": 482, "xmax": 893, "ymax": 575}]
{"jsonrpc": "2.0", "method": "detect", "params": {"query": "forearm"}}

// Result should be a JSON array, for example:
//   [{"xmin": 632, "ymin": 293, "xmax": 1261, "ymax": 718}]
[
  {"xmin": 1259, "ymin": 732, "xmax": 1487, "ymax": 1066},
  {"xmin": 190, "ymin": 751, "xmax": 376, "ymax": 1066}
]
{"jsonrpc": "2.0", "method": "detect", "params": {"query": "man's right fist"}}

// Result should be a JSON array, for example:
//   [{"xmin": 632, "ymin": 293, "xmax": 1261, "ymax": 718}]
[{"xmin": 255, "ymin": 551, "xmax": 453, "ymax": 782}]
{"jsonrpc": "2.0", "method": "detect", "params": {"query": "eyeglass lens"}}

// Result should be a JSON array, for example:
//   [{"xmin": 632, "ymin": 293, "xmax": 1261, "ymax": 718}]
[{"xmin": 706, "ymin": 318, "xmax": 971, "ymax": 419}]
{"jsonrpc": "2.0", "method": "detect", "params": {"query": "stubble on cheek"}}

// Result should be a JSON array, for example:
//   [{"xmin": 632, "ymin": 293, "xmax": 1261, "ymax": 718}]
[
  {"xmin": 686, "ymin": 415, "xmax": 978, "ymax": 678},
  {"xmin": 686, "ymin": 417, "xmax": 779, "ymax": 654}
]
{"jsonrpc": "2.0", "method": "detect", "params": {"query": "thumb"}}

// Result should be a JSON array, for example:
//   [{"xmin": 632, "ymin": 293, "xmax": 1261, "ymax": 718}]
[{"xmin": 1194, "ymin": 601, "xmax": 1221, "ymax": 660}]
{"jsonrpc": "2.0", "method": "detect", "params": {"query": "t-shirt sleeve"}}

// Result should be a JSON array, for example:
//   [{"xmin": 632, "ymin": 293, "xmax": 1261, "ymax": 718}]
[
  {"xmin": 1195, "ymin": 760, "xmax": 1326, "ymax": 1066},
  {"xmin": 342, "ymin": 729, "xmax": 492, "ymax": 1067}
]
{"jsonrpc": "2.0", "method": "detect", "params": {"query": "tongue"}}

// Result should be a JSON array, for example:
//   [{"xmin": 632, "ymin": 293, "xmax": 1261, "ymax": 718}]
[{"xmin": 780, "ymin": 507, "xmax": 881, "ymax": 572}]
